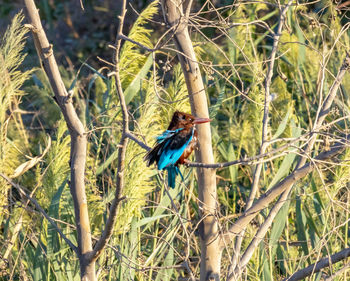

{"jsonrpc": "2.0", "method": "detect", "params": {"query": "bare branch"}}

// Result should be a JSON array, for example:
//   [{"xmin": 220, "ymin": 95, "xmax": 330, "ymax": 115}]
[
  {"xmin": 229, "ymin": 2, "xmax": 294, "ymax": 273},
  {"xmin": 118, "ymin": 34, "xmax": 155, "ymax": 52},
  {"xmin": 283, "ymin": 247, "xmax": 350, "ymax": 281},
  {"xmin": 89, "ymin": 0, "xmax": 129, "ymax": 263},
  {"xmin": 230, "ymin": 51, "xmax": 350, "ymax": 277},
  {"xmin": 0, "ymin": 173, "xmax": 78, "ymax": 255},
  {"xmin": 162, "ymin": 0, "xmax": 220, "ymax": 280},
  {"xmin": 221, "ymin": 134, "xmax": 350, "ymax": 247},
  {"xmin": 23, "ymin": 0, "xmax": 95, "ymax": 278},
  {"xmin": 125, "ymin": 125, "xmax": 349, "ymax": 170}
]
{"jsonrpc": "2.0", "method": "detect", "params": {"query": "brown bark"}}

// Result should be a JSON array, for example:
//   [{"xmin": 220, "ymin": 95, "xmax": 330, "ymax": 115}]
[
  {"xmin": 161, "ymin": 1, "xmax": 220, "ymax": 280},
  {"xmin": 23, "ymin": 1, "xmax": 95, "ymax": 280}
]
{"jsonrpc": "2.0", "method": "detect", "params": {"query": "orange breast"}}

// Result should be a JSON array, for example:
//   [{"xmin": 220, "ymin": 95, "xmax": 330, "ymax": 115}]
[{"xmin": 176, "ymin": 130, "xmax": 198, "ymax": 165}]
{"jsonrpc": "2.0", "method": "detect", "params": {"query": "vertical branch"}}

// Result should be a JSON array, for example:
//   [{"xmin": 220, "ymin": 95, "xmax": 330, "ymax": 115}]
[
  {"xmin": 230, "ymin": 0, "xmax": 293, "ymax": 274},
  {"xmin": 161, "ymin": 0, "xmax": 220, "ymax": 280},
  {"xmin": 89, "ymin": 0, "xmax": 129, "ymax": 262},
  {"xmin": 23, "ymin": 0, "xmax": 95, "ymax": 280}
]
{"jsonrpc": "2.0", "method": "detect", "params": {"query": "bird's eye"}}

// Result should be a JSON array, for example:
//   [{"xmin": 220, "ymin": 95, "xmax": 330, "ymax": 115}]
[{"xmin": 182, "ymin": 115, "xmax": 186, "ymax": 120}]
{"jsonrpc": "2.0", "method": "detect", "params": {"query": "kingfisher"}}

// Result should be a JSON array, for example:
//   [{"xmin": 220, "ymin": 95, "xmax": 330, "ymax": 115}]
[{"xmin": 144, "ymin": 111, "xmax": 211, "ymax": 188}]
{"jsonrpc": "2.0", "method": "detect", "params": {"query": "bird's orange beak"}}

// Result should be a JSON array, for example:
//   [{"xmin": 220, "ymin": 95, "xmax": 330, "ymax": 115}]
[{"xmin": 193, "ymin": 117, "xmax": 212, "ymax": 124}]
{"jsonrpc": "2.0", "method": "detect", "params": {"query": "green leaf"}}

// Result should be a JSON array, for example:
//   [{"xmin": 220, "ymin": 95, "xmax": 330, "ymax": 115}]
[
  {"xmin": 269, "ymin": 198, "xmax": 290, "ymax": 258},
  {"xmin": 260, "ymin": 243, "xmax": 272, "ymax": 281},
  {"xmin": 155, "ymin": 247, "xmax": 174, "ymax": 281},
  {"xmin": 268, "ymin": 121, "xmax": 301, "ymax": 189},
  {"xmin": 124, "ymin": 54, "xmax": 153, "ymax": 105},
  {"xmin": 268, "ymin": 152, "xmax": 297, "ymax": 190},
  {"xmin": 311, "ymin": 179, "xmax": 325, "ymax": 224},
  {"xmin": 96, "ymin": 150, "xmax": 118, "ymax": 175},
  {"xmin": 47, "ymin": 180, "xmax": 68, "ymax": 280},
  {"xmin": 135, "ymin": 214, "xmax": 171, "ymax": 228},
  {"xmin": 228, "ymin": 142, "xmax": 238, "ymax": 184},
  {"xmin": 296, "ymin": 25, "xmax": 306, "ymax": 66},
  {"xmin": 296, "ymin": 196, "xmax": 309, "ymax": 256},
  {"xmin": 272, "ymin": 107, "xmax": 291, "ymax": 140}
]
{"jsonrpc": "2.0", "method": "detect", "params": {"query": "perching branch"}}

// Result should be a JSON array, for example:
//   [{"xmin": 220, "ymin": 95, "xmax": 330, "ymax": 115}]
[
  {"xmin": 88, "ymin": 0, "xmax": 129, "ymax": 263},
  {"xmin": 283, "ymin": 247, "xmax": 350, "ymax": 281},
  {"xmin": 161, "ymin": 0, "xmax": 220, "ymax": 280},
  {"xmin": 126, "ymin": 120, "xmax": 348, "ymax": 171},
  {"xmin": 0, "ymin": 173, "xmax": 78, "ymax": 255}
]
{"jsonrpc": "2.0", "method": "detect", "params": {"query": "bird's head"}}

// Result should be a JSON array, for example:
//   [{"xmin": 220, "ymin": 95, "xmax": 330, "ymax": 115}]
[{"xmin": 167, "ymin": 111, "xmax": 211, "ymax": 130}]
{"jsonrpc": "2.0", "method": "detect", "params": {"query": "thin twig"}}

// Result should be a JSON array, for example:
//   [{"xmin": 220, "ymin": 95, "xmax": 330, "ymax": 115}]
[
  {"xmin": 230, "ymin": 52, "xmax": 350, "ymax": 278},
  {"xmin": 228, "ymin": 1, "xmax": 294, "ymax": 276},
  {"xmin": 125, "ymin": 132, "xmax": 151, "ymax": 151},
  {"xmin": 118, "ymin": 34, "xmax": 155, "ymax": 52},
  {"xmin": 283, "ymin": 247, "xmax": 350, "ymax": 281},
  {"xmin": 89, "ymin": 0, "xmax": 129, "ymax": 263},
  {"xmin": 0, "ymin": 173, "xmax": 78, "ymax": 255}
]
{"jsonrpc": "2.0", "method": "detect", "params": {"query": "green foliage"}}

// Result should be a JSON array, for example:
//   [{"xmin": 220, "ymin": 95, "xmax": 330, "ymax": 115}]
[
  {"xmin": 119, "ymin": 0, "xmax": 158, "ymax": 88},
  {"xmin": 0, "ymin": 12, "xmax": 33, "ymax": 223}
]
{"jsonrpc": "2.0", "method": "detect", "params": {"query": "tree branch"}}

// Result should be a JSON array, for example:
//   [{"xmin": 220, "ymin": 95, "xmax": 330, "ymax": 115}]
[
  {"xmin": 89, "ymin": 0, "xmax": 129, "ymax": 263},
  {"xmin": 125, "ymin": 132, "xmax": 151, "ymax": 151},
  {"xmin": 229, "ymin": 1, "xmax": 293, "ymax": 274},
  {"xmin": 161, "ymin": 0, "xmax": 220, "ymax": 280},
  {"xmin": 284, "ymin": 247, "xmax": 350, "ymax": 281},
  {"xmin": 227, "ymin": 52, "xmax": 350, "ymax": 277},
  {"xmin": 23, "ymin": 0, "xmax": 94, "ymax": 279},
  {"xmin": 0, "ymin": 173, "xmax": 78, "ymax": 255}
]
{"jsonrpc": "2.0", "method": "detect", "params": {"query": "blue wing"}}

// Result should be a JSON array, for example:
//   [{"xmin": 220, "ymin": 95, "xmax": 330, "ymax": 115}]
[
  {"xmin": 156, "ymin": 128, "xmax": 183, "ymax": 143},
  {"xmin": 157, "ymin": 129, "xmax": 193, "ymax": 170}
]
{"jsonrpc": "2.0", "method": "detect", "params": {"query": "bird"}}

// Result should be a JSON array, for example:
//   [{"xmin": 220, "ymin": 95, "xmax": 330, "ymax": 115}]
[{"xmin": 144, "ymin": 111, "xmax": 211, "ymax": 188}]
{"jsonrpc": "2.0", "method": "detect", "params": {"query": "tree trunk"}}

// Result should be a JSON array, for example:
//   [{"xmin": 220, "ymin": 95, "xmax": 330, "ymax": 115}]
[
  {"xmin": 23, "ymin": 0, "xmax": 95, "ymax": 280},
  {"xmin": 161, "ymin": 1, "xmax": 221, "ymax": 280}
]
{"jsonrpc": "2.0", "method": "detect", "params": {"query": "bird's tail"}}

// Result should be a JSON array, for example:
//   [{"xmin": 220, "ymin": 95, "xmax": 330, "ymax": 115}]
[{"xmin": 166, "ymin": 166, "xmax": 183, "ymax": 188}]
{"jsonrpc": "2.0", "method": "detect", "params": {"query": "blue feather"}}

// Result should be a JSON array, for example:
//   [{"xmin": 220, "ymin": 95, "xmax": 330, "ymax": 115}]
[
  {"xmin": 156, "ymin": 128, "xmax": 183, "ymax": 143},
  {"xmin": 157, "ymin": 130, "xmax": 193, "ymax": 170},
  {"xmin": 166, "ymin": 166, "xmax": 184, "ymax": 188}
]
